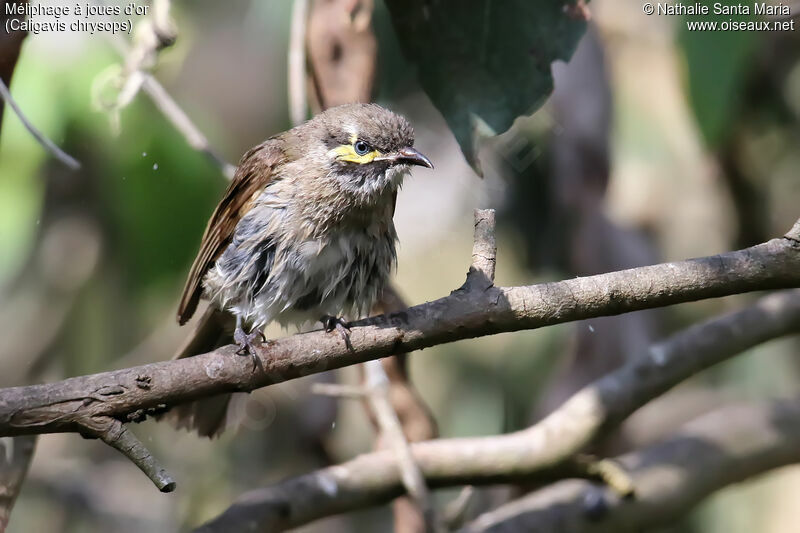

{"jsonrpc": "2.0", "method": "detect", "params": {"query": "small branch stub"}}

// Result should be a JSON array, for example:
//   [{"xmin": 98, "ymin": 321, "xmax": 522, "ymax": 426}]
[
  {"xmin": 786, "ymin": 218, "xmax": 800, "ymax": 243},
  {"xmin": 94, "ymin": 418, "xmax": 176, "ymax": 493},
  {"xmin": 463, "ymin": 209, "xmax": 497, "ymax": 291}
]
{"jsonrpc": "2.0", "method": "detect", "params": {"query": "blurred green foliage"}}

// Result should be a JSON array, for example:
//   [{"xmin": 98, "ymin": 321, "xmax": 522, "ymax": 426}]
[{"xmin": 679, "ymin": 0, "xmax": 759, "ymax": 147}]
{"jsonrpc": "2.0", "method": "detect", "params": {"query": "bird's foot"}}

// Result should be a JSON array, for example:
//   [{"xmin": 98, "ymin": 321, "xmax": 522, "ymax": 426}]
[
  {"xmin": 321, "ymin": 315, "xmax": 352, "ymax": 350},
  {"xmin": 234, "ymin": 327, "xmax": 266, "ymax": 371}
]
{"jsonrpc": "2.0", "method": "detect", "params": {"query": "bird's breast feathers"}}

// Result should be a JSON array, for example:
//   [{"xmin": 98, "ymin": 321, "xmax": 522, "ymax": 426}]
[{"xmin": 203, "ymin": 193, "xmax": 397, "ymax": 330}]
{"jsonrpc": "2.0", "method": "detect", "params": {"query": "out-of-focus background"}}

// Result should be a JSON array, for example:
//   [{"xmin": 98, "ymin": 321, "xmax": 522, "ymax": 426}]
[{"xmin": 1, "ymin": 0, "xmax": 799, "ymax": 531}]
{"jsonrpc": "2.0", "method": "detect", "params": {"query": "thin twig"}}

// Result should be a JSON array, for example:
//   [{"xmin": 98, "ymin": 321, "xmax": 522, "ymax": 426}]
[
  {"xmin": 94, "ymin": 1, "xmax": 236, "ymax": 180},
  {"xmin": 92, "ymin": 417, "xmax": 175, "ymax": 493},
  {"xmin": 443, "ymin": 486, "xmax": 476, "ymax": 530},
  {"xmin": 364, "ymin": 360, "xmax": 439, "ymax": 531},
  {"xmin": 288, "ymin": 0, "xmax": 309, "ymax": 127},
  {"xmin": 140, "ymin": 77, "xmax": 237, "ymax": 179},
  {"xmin": 0, "ymin": 78, "xmax": 81, "ymax": 170}
]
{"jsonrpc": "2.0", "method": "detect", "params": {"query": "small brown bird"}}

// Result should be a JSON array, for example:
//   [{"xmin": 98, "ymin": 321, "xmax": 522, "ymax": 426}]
[{"xmin": 170, "ymin": 103, "xmax": 432, "ymax": 436}]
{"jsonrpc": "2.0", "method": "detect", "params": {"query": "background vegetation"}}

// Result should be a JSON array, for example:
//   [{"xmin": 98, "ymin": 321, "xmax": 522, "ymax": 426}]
[{"xmin": 1, "ymin": 0, "xmax": 799, "ymax": 531}]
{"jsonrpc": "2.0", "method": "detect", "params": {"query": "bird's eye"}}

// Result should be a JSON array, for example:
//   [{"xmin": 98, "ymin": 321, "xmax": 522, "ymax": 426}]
[{"xmin": 353, "ymin": 140, "xmax": 371, "ymax": 156}]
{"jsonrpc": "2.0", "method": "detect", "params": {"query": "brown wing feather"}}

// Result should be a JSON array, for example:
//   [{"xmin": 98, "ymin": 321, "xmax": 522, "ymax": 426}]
[{"xmin": 177, "ymin": 139, "xmax": 286, "ymax": 325}]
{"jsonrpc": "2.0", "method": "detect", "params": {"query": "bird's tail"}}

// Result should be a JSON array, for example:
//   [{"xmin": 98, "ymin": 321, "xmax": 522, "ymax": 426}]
[{"xmin": 167, "ymin": 306, "xmax": 246, "ymax": 438}]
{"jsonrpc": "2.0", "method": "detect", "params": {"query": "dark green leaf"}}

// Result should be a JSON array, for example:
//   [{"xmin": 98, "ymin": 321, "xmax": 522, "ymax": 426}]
[
  {"xmin": 384, "ymin": 0, "xmax": 589, "ymax": 172},
  {"xmin": 679, "ymin": 0, "xmax": 759, "ymax": 147}
]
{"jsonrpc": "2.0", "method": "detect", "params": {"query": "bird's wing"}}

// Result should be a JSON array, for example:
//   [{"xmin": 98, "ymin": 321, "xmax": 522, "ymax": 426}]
[{"xmin": 177, "ymin": 139, "xmax": 286, "ymax": 325}]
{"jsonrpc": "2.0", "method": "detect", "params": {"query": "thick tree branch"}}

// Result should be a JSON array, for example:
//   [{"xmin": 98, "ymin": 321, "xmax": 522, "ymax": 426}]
[
  {"xmin": 193, "ymin": 288, "xmax": 800, "ymax": 531},
  {"xmin": 460, "ymin": 398, "xmax": 800, "ymax": 532},
  {"xmin": 0, "ymin": 221, "xmax": 798, "ymax": 442}
]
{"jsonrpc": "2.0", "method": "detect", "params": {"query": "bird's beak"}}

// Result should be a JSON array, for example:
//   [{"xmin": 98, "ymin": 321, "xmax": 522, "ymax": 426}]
[{"xmin": 395, "ymin": 147, "xmax": 434, "ymax": 169}]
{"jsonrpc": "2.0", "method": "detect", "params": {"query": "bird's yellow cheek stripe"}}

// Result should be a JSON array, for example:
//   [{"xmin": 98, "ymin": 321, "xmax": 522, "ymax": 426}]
[{"xmin": 329, "ymin": 144, "xmax": 382, "ymax": 164}]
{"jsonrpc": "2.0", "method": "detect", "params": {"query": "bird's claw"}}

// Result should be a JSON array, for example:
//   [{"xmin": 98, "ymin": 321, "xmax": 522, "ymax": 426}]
[
  {"xmin": 234, "ymin": 327, "xmax": 265, "ymax": 371},
  {"xmin": 321, "ymin": 315, "xmax": 352, "ymax": 350}
]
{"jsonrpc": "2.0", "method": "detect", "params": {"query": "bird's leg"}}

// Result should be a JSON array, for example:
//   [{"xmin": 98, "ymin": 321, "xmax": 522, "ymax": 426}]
[
  {"xmin": 321, "ymin": 315, "xmax": 352, "ymax": 350},
  {"xmin": 234, "ymin": 316, "xmax": 265, "ymax": 371}
]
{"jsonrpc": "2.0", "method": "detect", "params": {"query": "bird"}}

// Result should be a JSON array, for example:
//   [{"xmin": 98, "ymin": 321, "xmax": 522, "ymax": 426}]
[{"xmin": 169, "ymin": 103, "xmax": 433, "ymax": 437}]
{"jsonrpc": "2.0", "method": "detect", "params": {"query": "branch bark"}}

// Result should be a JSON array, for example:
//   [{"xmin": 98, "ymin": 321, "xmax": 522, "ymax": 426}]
[
  {"xmin": 192, "ymin": 288, "xmax": 800, "ymax": 531},
  {"xmin": 0, "ymin": 222, "xmax": 798, "ymax": 442},
  {"xmin": 460, "ymin": 398, "xmax": 800, "ymax": 532}
]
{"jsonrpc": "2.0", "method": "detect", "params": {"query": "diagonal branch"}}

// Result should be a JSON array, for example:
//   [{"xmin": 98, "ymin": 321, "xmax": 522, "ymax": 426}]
[
  {"xmin": 460, "ymin": 398, "xmax": 800, "ymax": 532},
  {"xmin": 0, "ymin": 218, "xmax": 798, "ymax": 443},
  {"xmin": 193, "ymin": 289, "xmax": 800, "ymax": 531},
  {"xmin": 0, "ymin": 78, "xmax": 81, "ymax": 170},
  {"xmin": 95, "ymin": 0, "xmax": 236, "ymax": 180},
  {"xmin": 90, "ymin": 417, "xmax": 175, "ymax": 493}
]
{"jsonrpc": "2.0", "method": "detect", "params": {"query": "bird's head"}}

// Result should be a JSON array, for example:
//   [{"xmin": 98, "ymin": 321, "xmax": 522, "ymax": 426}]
[{"xmin": 294, "ymin": 103, "xmax": 433, "ymax": 204}]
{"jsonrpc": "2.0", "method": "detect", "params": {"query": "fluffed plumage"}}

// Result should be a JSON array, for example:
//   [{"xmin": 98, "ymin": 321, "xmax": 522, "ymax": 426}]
[{"xmin": 170, "ymin": 103, "xmax": 432, "ymax": 437}]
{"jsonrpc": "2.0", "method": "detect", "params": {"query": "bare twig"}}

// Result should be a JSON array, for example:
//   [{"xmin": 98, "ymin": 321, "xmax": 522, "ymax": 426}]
[
  {"xmin": 192, "ymin": 288, "xmax": 800, "ymax": 531},
  {"xmin": 0, "ymin": 220, "xmax": 798, "ymax": 444},
  {"xmin": 95, "ymin": 2, "xmax": 236, "ymax": 180},
  {"xmin": 140, "ymin": 77, "xmax": 236, "ymax": 179},
  {"xmin": 288, "ymin": 0, "xmax": 309, "ymax": 126},
  {"xmin": 0, "ymin": 78, "xmax": 81, "ymax": 170},
  {"xmin": 443, "ymin": 486, "xmax": 476, "ymax": 530},
  {"xmin": 460, "ymin": 398, "xmax": 800, "ymax": 532},
  {"xmin": 0, "ymin": 0, "xmax": 29, "ymax": 138},
  {"xmin": 364, "ymin": 360, "xmax": 439, "ymax": 531},
  {"xmin": 94, "ymin": 0, "xmax": 176, "ymax": 130},
  {"xmin": 0, "ymin": 435, "xmax": 36, "ymax": 533},
  {"xmin": 89, "ymin": 418, "xmax": 175, "ymax": 493},
  {"xmin": 463, "ymin": 209, "xmax": 497, "ymax": 290}
]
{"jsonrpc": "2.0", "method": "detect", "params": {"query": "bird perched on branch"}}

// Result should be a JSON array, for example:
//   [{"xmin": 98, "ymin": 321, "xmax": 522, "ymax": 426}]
[{"xmin": 170, "ymin": 103, "xmax": 433, "ymax": 437}]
